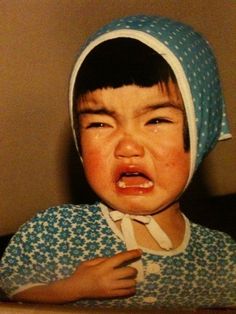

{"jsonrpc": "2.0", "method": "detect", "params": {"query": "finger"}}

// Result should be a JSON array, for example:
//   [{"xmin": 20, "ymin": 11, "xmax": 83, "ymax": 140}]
[
  {"xmin": 115, "ymin": 278, "xmax": 137, "ymax": 290},
  {"xmin": 82, "ymin": 256, "xmax": 108, "ymax": 267},
  {"xmin": 113, "ymin": 266, "xmax": 138, "ymax": 279},
  {"xmin": 104, "ymin": 249, "xmax": 142, "ymax": 269}
]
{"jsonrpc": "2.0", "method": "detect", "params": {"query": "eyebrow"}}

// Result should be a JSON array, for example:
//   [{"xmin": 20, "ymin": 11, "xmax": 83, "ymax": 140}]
[
  {"xmin": 77, "ymin": 101, "xmax": 183, "ymax": 117},
  {"xmin": 78, "ymin": 107, "xmax": 116, "ymax": 116},
  {"xmin": 139, "ymin": 102, "xmax": 183, "ymax": 115}
]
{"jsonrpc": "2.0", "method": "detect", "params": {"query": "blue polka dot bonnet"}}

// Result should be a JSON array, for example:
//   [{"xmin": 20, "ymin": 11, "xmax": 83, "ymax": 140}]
[{"xmin": 69, "ymin": 15, "xmax": 231, "ymax": 185}]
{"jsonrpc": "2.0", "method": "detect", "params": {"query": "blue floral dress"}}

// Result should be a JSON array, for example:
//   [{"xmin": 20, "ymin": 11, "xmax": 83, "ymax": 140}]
[{"xmin": 1, "ymin": 203, "xmax": 235, "ymax": 309}]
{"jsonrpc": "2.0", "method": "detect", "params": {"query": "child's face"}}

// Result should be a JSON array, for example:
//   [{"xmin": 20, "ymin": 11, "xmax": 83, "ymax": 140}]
[{"xmin": 77, "ymin": 82, "xmax": 190, "ymax": 215}]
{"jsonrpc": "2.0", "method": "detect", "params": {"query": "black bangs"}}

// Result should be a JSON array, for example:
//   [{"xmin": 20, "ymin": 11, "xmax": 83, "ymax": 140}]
[{"xmin": 73, "ymin": 38, "xmax": 177, "ymax": 102}]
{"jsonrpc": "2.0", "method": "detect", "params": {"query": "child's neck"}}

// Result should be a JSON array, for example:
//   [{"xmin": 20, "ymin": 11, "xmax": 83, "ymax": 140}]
[{"xmin": 115, "ymin": 203, "xmax": 185, "ymax": 251}]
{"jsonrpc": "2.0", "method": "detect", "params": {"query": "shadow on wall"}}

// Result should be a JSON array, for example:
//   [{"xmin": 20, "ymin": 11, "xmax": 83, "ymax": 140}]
[
  {"xmin": 181, "ymin": 168, "xmax": 236, "ymax": 240},
  {"xmin": 66, "ymin": 140, "xmax": 236, "ymax": 240}
]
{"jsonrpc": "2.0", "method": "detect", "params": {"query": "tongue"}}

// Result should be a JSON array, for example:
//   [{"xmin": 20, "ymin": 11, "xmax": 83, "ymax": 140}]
[{"xmin": 120, "ymin": 175, "xmax": 150, "ymax": 186}]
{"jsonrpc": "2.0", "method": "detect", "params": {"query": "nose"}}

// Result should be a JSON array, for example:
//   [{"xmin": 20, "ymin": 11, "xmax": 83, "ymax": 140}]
[{"xmin": 114, "ymin": 134, "xmax": 145, "ymax": 159}]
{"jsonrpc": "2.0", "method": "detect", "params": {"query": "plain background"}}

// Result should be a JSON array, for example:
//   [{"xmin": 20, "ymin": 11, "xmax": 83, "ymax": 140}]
[{"xmin": 1, "ymin": 0, "xmax": 236, "ymax": 236}]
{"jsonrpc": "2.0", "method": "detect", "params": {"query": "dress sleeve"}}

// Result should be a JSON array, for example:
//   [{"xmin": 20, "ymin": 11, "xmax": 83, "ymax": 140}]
[{"xmin": 0, "ymin": 207, "xmax": 70, "ymax": 297}]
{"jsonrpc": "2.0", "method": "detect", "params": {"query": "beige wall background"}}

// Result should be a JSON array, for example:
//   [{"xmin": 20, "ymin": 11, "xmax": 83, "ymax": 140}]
[{"xmin": 1, "ymin": 0, "xmax": 235, "ymax": 236}]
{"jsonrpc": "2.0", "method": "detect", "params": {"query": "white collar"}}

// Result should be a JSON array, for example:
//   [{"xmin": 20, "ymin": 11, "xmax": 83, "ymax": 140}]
[{"xmin": 99, "ymin": 203, "xmax": 190, "ymax": 281}]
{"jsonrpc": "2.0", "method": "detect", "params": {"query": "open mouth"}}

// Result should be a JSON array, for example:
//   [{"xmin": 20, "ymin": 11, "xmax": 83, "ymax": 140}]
[{"xmin": 117, "ymin": 172, "xmax": 154, "ymax": 189}]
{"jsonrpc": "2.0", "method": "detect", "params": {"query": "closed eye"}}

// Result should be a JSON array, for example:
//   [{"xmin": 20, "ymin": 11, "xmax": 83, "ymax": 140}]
[
  {"xmin": 86, "ymin": 122, "xmax": 112, "ymax": 129},
  {"xmin": 145, "ymin": 118, "xmax": 172, "ymax": 125}
]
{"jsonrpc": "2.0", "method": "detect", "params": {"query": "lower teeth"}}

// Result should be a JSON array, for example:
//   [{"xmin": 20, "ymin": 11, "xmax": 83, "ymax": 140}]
[{"xmin": 117, "ymin": 181, "xmax": 153, "ymax": 188}]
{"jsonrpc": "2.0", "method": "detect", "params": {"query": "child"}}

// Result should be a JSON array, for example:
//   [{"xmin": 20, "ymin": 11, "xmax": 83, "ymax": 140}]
[{"xmin": 0, "ymin": 15, "xmax": 235, "ymax": 309}]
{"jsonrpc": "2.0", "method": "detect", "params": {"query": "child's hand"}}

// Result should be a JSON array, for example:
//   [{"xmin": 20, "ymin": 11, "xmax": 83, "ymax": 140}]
[
  {"xmin": 68, "ymin": 249, "xmax": 142, "ymax": 300},
  {"xmin": 12, "ymin": 249, "xmax": 142, "ymax": 304}
]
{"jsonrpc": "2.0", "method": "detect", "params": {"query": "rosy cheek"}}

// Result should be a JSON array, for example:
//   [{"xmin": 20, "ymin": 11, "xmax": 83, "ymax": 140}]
[
  {"xmin": 83, "ymin": 152, "xmax": 99, "ymax": 171},
  {"xmin": 167, "ymin": 151, "xmax": 190, "ymax": 176},
  {"xmin": 152, "ymin": 139, "xmax": 182, "ymax": 159},
  {"xmin": 82, "ymin": 148, "xmax": 106, "ymax": 183},
  {"xmin": 165, "ymin": 154, "xmax": 189, "ymax": 171},
  {"xmin": 154, "ymin": 141, "xmax": 190, "ymax": 172}
]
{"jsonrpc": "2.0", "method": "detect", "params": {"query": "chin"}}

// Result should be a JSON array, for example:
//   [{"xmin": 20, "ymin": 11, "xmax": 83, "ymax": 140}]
[{"xmin": 106, "ymin": 197, "xmax": 169, "ymax": 216}]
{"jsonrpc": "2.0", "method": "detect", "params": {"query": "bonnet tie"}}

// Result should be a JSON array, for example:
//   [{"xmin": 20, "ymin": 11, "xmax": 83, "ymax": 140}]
[{"xmin": 109, "ymin": 211, "xmax": 173, "ymax": 281}]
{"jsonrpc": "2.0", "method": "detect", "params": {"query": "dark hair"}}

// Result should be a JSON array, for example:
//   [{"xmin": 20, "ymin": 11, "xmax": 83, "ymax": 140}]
[
  {"xmin": 74, "ymin": 38, "xmax": 177, "ymax": 99},
  {"xmin": 73, "ymin": 38, "xmax": 189, "ymax": 151}
]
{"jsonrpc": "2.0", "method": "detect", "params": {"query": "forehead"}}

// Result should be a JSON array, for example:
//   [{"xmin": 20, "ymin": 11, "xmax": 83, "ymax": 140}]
[{"xmin": 78, "ymin": 81, "xmax": 184, "ymax": 112}]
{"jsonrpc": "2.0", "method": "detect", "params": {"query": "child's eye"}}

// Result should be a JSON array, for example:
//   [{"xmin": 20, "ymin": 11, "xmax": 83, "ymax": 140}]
[
  {"xmin": 86, "ymin": 122, "xmax": 111, "ymax": 129},
  {"xmin": 145, "ymin": 118, "xmax": 172, "ymax": 125}
]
